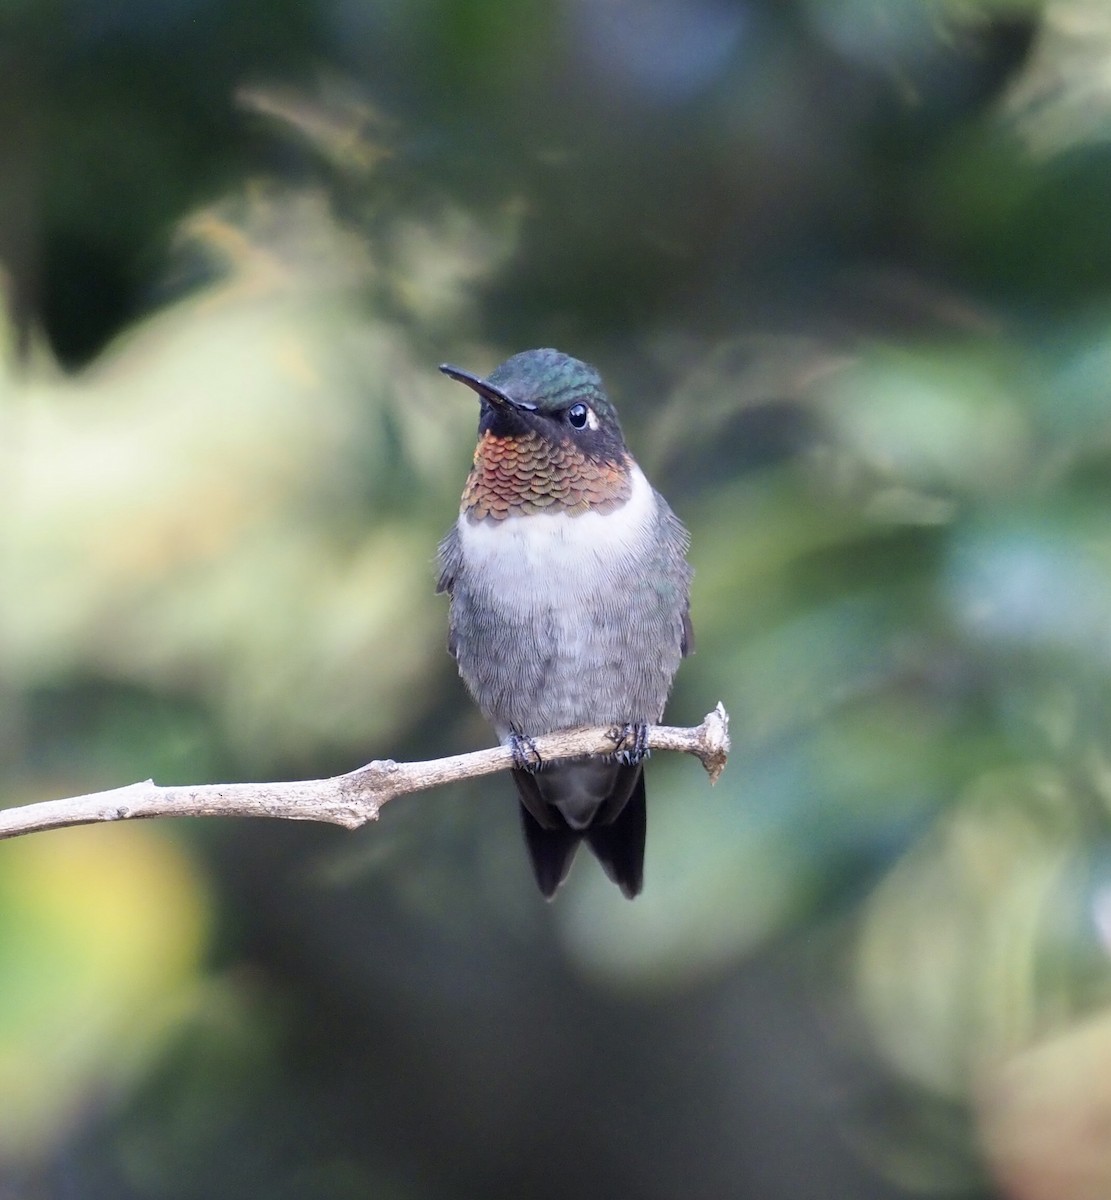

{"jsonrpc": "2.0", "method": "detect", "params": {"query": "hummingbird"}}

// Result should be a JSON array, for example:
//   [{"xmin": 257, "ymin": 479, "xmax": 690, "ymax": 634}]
[{"xmin": 436, "ymin": 348, "xmax": 693, "ymax": 898}]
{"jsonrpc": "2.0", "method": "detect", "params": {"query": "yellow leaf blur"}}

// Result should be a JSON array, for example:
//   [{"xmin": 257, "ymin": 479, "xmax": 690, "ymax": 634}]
[{"xmin": 0, "ymin": 823, "xmax": 209, "ymax": 1163}]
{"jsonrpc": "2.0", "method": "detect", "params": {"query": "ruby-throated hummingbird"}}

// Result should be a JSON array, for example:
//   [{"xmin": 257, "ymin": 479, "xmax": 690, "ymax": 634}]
[{"xmin": 437, "ymin": 348, "xmax": 693, "ymax": 898}]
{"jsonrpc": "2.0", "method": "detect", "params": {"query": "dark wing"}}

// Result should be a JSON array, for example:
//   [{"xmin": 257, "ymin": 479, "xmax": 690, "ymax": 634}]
[
  {"xmin": 681, "ymin": 605, "xmax": 694, "ymax": 657},
  {"xmin": 653, "ymin": 491, "xmax": 695, "ymax": 658},
  {"xmin": 436, "ymin": 524, "xmax": 461, "ymax": 595},
  {"xmin": 436, "ymin": 525, "xmax": 462, "ymax": 657}
]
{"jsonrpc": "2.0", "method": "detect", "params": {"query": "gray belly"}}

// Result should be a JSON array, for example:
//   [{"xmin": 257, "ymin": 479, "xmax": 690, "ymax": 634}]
[{"xmin": 450, "ymin": 560, "xmax": 681, "ymax": 737}]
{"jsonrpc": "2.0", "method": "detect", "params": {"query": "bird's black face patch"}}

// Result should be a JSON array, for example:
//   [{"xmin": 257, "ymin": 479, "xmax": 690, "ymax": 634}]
[{"xmin": 478, "ymin": 398, "xmax": 533, "ymax": 440}]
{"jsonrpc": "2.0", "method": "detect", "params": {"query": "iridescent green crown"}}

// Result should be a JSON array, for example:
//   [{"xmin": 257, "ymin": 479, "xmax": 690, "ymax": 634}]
[{"xmin": 487, "ymin": 349, "xmax": 620, "ymax": 426}]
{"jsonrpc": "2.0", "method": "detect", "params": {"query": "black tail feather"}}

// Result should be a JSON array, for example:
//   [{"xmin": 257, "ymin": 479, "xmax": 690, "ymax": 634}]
[
  {"xmin": 586, "ymin": 770, "xmax": 646, "ymax": 899},
  {"xmin": 518, "ymin": 802, "xmax": 580, "ymax": 899},
  {"xmin": 513, "ymin": 763, "xmax": 647, "ymax": 899}
]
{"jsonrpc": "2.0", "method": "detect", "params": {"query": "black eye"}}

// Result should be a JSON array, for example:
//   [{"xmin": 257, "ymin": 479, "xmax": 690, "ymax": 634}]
[{"xmin": 567, "ymin": 403, "xmax": 589, "ymax": 429}]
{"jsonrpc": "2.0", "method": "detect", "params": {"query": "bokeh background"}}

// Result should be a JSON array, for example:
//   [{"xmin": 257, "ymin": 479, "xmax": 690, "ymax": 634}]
[{"xmin": 4, "ymin": 0, "xmax": 1111, "ymax": 1196}]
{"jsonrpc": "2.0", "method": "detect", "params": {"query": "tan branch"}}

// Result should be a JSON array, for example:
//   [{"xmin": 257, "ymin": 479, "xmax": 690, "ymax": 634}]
[{"xmin": 0, "ymin": 704, "xmax": 730, "ymax": 842}]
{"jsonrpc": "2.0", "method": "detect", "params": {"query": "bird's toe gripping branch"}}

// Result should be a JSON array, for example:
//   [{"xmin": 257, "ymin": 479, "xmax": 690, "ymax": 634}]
[
  {"xmin": 509, "ymin": 731, "xmax": 544, "ymax": 772},
  {"xmin": 612, "ymin": 722, "xmax": 650, "ymax": 766}
]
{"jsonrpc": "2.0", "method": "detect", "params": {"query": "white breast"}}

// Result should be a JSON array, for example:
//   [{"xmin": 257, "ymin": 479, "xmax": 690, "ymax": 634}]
[{"xmin": 456, "ymin": 464, "xmax": 657, "ymax": 607}]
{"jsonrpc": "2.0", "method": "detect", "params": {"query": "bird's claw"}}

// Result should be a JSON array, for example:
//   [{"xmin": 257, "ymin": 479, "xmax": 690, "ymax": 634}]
[
  {"xmin": 613, "ymin": 722, "xmax": 650, "ymax": 766},
  {"xmin": 509, "ymin": 731, "xmax": 543, "ymax": 772}
]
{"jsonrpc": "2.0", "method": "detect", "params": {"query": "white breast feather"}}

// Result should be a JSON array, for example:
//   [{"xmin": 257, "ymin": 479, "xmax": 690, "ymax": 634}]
[{"xmin": 456, "ymin": 464, "xmax": 656, "ymax": 609}]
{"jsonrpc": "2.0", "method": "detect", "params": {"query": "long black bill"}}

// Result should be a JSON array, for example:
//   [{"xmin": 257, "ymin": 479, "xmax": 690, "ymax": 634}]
[{"xmin": 438, "ymin": 364, "xmax": 532, "ymax": 410}]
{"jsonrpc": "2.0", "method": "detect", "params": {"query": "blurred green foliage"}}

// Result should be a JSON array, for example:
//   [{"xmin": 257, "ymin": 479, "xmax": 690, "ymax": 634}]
[{"xmin": 6, "ymin": 0, "xmax": 1111, "ymax": 1197}]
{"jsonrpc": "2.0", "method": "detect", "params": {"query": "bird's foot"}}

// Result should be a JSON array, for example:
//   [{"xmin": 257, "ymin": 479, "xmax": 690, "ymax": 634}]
[
  {"xmin": 509, "ymin": 731, "xmax": 543, "ymax": 772},
  {"xmin": 613, "ymin": 722, "xmax": 650, "ymax": 766}
]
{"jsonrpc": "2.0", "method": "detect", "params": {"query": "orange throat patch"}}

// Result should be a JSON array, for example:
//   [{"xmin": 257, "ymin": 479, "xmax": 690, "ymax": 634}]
[{"xmin": 462, "ymin": 431, "xmax": 632, "ymax": 521}]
